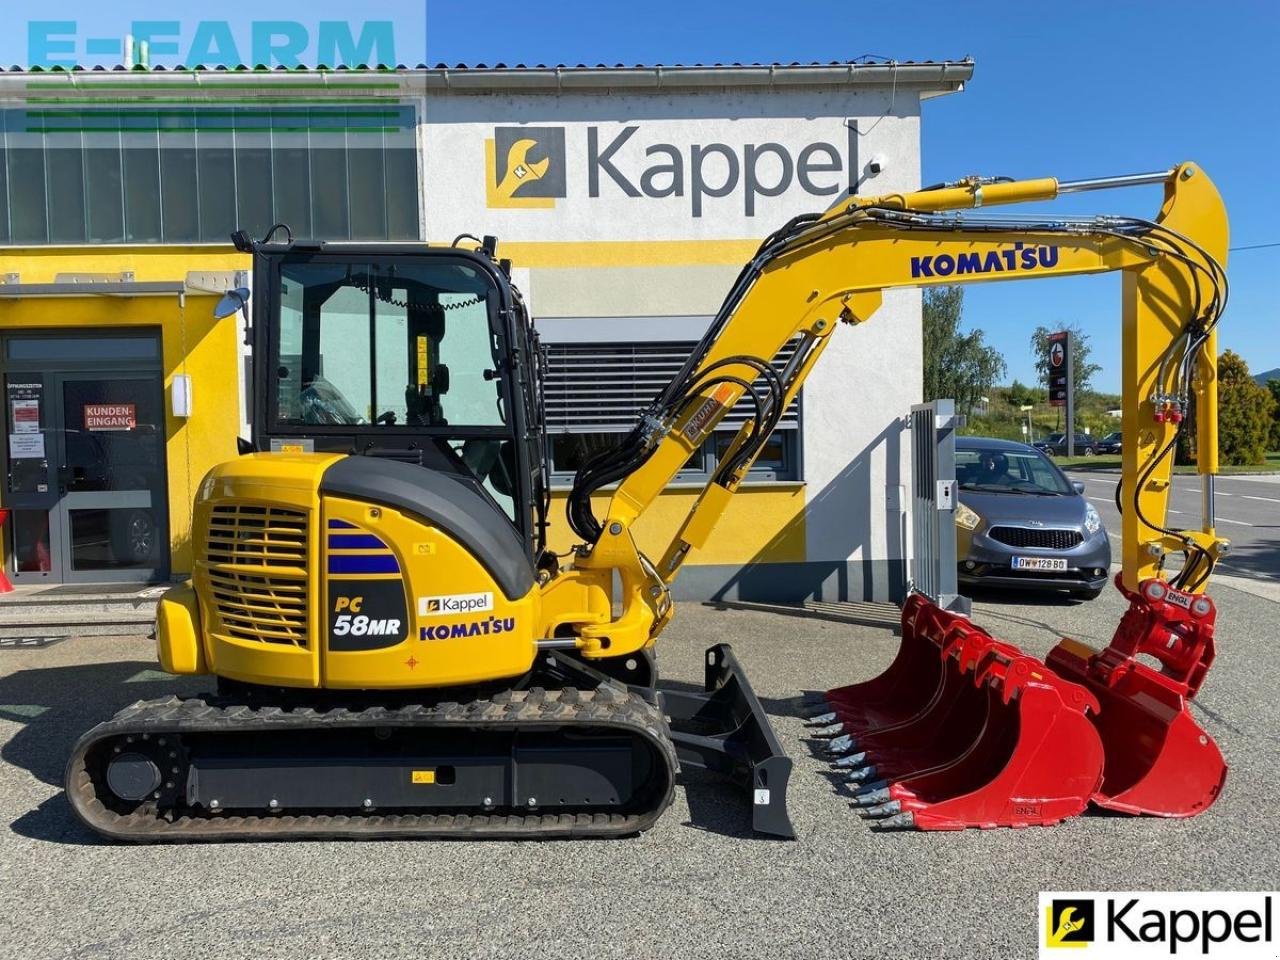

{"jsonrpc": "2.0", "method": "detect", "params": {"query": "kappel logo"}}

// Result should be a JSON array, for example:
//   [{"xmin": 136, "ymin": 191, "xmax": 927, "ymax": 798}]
[
  {"xmin": 486, "ymin": 127, "xmax": 568, "ymax": 209},
  {"xmin": 1046, "ymin": 899, "xmax": 1096, "ymax": 949},
  {"xmin": 1039, "ymin": 892, "xmax": 1276, "ymax": 957},
  {"xmin": 418, "ymin": 592, "xmax": 495, "ymax": 617},
  {"xmin": 482, "ymin": 123, "xmax": 856, "ymax": 218}
]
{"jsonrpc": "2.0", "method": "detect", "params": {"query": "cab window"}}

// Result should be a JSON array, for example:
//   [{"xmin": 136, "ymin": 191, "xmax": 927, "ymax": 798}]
[{"xmin": 274, "ymin": 260, "xmax": 505, "ymax": 429}]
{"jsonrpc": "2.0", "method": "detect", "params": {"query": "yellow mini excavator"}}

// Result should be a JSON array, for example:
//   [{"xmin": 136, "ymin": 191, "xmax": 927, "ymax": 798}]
[{"xmin": 65, "ymin": 162, "xmax": 1228, "ymax": 842}]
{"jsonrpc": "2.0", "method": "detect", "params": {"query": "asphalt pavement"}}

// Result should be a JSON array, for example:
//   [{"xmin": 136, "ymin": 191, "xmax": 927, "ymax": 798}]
[
  {"xmin": 1068, "ymin": 469, "xmax": 1280, "ymax": 597},
  {"xmin": 0, "ymin": 582, "xmax": 1275, "ymax": 960}
]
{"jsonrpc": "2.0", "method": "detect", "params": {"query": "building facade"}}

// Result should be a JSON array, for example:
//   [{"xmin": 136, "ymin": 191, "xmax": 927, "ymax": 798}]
[{"xmin": 0, "ymin": 60, "xmax": 971, "ymax": 599}]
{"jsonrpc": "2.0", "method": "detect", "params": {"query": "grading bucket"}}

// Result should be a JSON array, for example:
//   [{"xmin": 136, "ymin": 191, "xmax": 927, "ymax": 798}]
[{"xmin": 1046, "ymin": 577, "xmax": 1227, "ymax": 818}]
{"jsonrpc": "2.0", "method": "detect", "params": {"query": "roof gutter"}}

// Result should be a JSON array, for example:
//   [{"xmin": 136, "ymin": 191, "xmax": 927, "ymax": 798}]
[{"xmin": 0, "ymin": 61, "xmax": 973, "ymax": 97}]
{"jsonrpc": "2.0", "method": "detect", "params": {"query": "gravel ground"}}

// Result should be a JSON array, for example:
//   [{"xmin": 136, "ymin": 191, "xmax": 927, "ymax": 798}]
[{"xmin": 0, "ymin": 583, "xmax": 1274, "ymax": 960}]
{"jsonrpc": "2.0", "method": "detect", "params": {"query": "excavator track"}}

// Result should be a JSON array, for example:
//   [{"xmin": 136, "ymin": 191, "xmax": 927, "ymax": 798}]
[{"xmin": 66, "ymin": 684, "xmax": 677, "ymax": 842}]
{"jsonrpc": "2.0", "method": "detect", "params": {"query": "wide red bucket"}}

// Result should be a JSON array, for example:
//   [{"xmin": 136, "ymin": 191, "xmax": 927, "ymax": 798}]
[{"xmin": 1046, "ymin": 577, "xmax": 1227, "ymax": 818}]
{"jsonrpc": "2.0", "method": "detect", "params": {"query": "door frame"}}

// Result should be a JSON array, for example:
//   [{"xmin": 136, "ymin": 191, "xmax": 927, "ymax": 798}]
[{"xmin": 1, "ymin": 330, "xmax": 169, "ymax": 584}]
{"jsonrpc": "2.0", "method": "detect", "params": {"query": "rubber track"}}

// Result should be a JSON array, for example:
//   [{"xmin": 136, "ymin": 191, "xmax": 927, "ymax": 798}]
[{"xmin": 66, "ymin": 684, "xmax": 677, "ymax": 843}]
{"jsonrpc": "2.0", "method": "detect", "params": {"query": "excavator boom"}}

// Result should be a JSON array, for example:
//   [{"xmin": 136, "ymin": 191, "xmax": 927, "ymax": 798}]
[{"xmin": 556, "ymin": 163, "xmax": 1228, "ymax": 658}]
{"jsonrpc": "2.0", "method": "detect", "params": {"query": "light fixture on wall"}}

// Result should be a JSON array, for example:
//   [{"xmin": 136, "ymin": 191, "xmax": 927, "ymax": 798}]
[{"xmin": 172, "ymin": 374, "xmax": 193, "ymax": 419}]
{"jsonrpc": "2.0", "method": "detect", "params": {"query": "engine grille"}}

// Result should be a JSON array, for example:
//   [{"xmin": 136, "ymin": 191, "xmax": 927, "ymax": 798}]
[
  {"xmin": 203, "ymin": 504, "xmax": 309, "ymax": 647},
  {"xmin": 988, "ymin": 526, "xmax": 1083, "ymax": 551}
]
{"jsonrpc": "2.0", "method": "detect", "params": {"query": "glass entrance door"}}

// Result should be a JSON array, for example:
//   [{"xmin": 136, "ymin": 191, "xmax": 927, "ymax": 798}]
[
  {"xmin": 56, "ymin": 375, "xmax": 167, "ymax": 581},
  {"xmin": 4, "ymin": 349, "xmax": 167, "ymax": 584}
]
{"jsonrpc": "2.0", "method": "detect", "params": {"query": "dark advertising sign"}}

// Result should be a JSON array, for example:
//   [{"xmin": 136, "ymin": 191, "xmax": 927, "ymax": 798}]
[{"xmin": 1048, "ymin": 330, "xmax": 1071, "ymax": 409}]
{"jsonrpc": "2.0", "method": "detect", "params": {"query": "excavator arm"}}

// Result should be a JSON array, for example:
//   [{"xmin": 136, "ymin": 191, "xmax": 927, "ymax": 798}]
[{"xmin": 550, "ymin": 162, "xmax": 1229, "ymax": 658}]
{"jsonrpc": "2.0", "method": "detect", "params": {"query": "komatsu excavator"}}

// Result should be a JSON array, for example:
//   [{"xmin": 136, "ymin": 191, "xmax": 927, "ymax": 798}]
[{"xmin": 65, "ymin": 161, "xmax": 1228, "ymax": 841}]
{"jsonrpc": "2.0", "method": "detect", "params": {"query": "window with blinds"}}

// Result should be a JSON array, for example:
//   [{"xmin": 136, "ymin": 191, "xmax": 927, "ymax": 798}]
[
  {"xmin": 543, "ymin": 340, "xmax": 802, "ymax": 433},
  {"xmin": 543, "ymin": 339, "xmax": 802, "ymax": 484}
]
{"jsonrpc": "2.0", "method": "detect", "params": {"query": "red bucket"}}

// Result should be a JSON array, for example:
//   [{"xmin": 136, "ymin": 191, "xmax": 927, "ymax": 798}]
[
  {"xmin": 815, "ymin": 594, "xmax": 1105, "ymax": 830},
  {"xmin": 1047, "ymin": 577, "xmax": 1227, "ymax": 818}
]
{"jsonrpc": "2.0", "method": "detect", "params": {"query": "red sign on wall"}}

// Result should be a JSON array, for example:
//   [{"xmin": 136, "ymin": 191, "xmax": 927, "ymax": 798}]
[{"xmin": 84, "ymin": 403, "xmax": 136, "ymax": 430}]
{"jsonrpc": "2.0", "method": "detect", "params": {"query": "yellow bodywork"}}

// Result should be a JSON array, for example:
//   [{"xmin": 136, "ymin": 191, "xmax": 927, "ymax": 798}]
[
  {"xmin": 160, "ymin": 453, "xmax": 540, "ymax": 688},
  {"xmin": 159, "ymin": 162, "xmax": 1229, "ymax": 691}
]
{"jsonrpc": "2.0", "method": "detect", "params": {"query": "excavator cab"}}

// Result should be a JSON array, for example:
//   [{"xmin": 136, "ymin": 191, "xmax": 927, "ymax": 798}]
[{"xmin": 244, "ymin": 237, "xmax": 548, "ymax": 552}]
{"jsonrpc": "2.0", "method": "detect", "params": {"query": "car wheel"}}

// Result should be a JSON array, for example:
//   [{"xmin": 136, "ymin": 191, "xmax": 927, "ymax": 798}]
[
  {"xmin": 1083, "ymin": 447, "xmax": 1096, "ymax": 456},
  {"xmin": 110, "ymin": 510, "xmax": 156, "ymax": 565}
]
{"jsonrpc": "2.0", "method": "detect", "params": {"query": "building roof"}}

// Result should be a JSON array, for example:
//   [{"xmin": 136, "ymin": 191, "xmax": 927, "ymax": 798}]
[{"xmin": 0, "ymin": 59, "xmax": 973, "ymax": 95}]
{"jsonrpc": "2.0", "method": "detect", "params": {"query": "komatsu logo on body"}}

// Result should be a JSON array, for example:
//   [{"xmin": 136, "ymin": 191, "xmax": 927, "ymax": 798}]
[
  {"xmin": 912, "ymin": 244, "xmax": 1060, "ymax": 279},
  {"xmin": 418, "ymin": 592, "xmax": 494, "ymax": 617},
  {"xmin": 420, "ymin": 617, "xmax": 517, "ymax": 641}
]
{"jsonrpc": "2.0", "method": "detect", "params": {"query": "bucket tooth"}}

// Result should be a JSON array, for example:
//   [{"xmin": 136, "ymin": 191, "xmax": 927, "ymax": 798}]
[
  {"xmin": 844, "ymin": 764, "xmax": 878, "ymax": 784},
  {"xmin": 851, "ymin": 783, "xmax": 890, "ymax": 806},
  {"xmin": 862, "ymin": 800, "xmax": 902, "ymax": 819},
  {"xmin": 804, "ymin": 711, "xmax": 838, "ymax": 727},
  {"xmin": 833, "ymin": 751, "xmax": 867, "ymax": 768},
  {"xmin": 870, "ymin": 811, "xmax": 916, "ymax": 831},
  {"xmin": 811, "ymin": 722, "xmax": 845, "ymax": 738},
  {"xmin": 826, "ymin": 734, "xmax": 856, "ymax": 755}
]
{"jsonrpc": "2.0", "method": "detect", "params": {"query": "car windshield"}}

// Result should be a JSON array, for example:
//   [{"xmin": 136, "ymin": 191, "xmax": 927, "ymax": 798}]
[{"xmin": 957, "ymin": 446, "xmax": 1073, "ymax": 495}]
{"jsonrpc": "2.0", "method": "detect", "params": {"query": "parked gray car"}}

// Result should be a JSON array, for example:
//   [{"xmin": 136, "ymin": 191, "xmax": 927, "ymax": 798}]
[{"xmin": 955, "ymin": 437, "xmax": 1111, "ymax": 598}]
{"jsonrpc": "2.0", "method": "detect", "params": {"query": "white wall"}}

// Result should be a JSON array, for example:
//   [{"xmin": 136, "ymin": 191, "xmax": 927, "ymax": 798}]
[{"xmin": 419, "ymin": 84, "xmax": 929, "ymax": 601}]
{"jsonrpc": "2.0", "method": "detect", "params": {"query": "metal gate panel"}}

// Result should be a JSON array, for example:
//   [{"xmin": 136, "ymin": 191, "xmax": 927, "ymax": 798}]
[{"xmin": 909, "ymin": 399, "xmax": 969, "ymax": 614}]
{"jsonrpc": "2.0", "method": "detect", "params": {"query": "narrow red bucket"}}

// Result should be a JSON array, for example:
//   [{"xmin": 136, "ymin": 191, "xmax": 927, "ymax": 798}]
[
  {"xmin": 816, "ymin": 594, "xmax": 1104, "ymax": 830},
  {"xmin": 817, "ymin": 593, "xmax": 945, "ymax": 733},
  {"xmin": 1046, "ymin": 577, "xmax": 1227, "ymax": 818}
]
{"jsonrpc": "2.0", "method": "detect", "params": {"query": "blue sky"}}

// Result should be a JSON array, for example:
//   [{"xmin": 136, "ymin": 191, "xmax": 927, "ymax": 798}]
[{"xmin": 6, "ymin": 0, "xmax": 1278, "ymax": 391}]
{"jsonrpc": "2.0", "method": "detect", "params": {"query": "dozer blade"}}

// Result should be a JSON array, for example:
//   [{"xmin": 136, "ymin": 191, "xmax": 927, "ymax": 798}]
[
  {"xmin": 658, "ymin": 643, "xmax": 795, "ymax": 839},
  {"xmin": 1047, "ymin": 577, "xmax": 1227, "ymax": 818},
  {"xmin": 821, "ymin": 594, "xmax": 1105, "ymax": 830}
]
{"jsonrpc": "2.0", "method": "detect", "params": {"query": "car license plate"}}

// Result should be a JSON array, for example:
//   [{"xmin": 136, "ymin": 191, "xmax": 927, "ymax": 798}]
[{"xmin": 1012, "ymin": 557, "xmax": 1068, "ymax": 571}]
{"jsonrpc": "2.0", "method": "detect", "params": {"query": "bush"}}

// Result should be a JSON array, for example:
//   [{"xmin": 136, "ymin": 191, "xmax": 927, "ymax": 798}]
[
  {"xmin": 1268, "ymin": 379, "xmax": 1280, "ymax": 452},
  {"xmin": 1218, "ymin": 351, "xmax": 1277, "ymax": 465}
]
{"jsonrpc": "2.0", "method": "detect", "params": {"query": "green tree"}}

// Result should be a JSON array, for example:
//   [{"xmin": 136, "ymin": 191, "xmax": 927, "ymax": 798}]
[
  {"xmin": 1006, "ymin": 379, "xmax": 1039, "ymax": 408},
  {"xmin": 1218, "ymin": 351, "xmax": 1276, "ymax": 466},
  {"xmin": 1268, "ymin": 379, "xmax": 1280, "ymax": 452},
  {"xmin": 922, "ymin": 286, "xmax": 1007, "ymax": 416},
  {"xmin": 1031, "ymin": 324, "xmax": 1103, "ymax": 396}
]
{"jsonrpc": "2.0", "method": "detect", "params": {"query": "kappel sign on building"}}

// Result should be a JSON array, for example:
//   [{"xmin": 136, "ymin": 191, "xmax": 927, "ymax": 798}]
[
  {"xmin": 486, "ymin": 123, "xmax": 859, "ymax": 218},
  {"xmin": 84, "ymin": 404, "xmax": 136, "ymax": 431}
]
